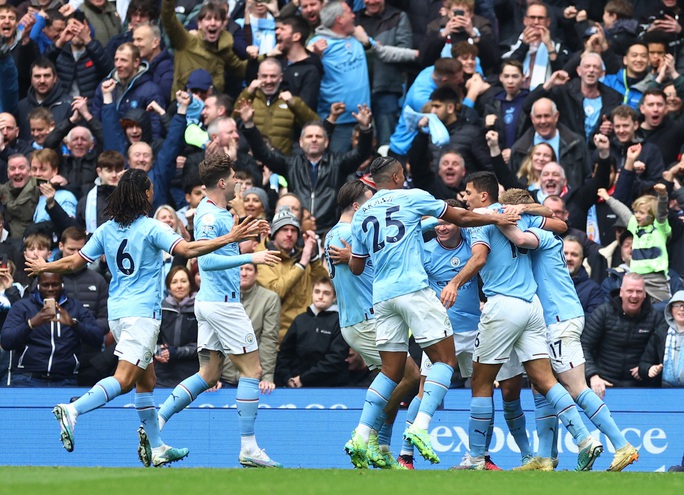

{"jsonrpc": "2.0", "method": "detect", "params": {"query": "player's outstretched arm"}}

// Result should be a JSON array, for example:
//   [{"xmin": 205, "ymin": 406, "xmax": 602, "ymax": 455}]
[
  {"xmin": 174, "ymin": 216, "xmax": 268, "ymax": 258},
  {"xmin": 541, "ymin": 217, "xmax": 568, "ymax": 235},
  {"xmin": 25, "ymin": 253, "xmax": 88, "ymax": 277},
  {"xmin": 497, "ymin": 224, "xmax": 540, "ymax": 250},
  {"xmin": 503, "ymin": 203, "xmax": 553, "ymax": 217},
  {"xmin": 442, "ymin": 206, "xmax": 519, "ymax": 227}
]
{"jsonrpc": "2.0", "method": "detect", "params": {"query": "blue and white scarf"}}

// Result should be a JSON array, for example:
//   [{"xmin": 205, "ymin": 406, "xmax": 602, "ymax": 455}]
[{"xmin": 663, "ymin": 328, "xmax": 684, "ymax": 387}]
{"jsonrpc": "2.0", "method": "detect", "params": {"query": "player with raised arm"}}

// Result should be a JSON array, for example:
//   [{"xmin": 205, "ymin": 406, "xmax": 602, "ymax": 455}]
[
  {"xmin": 498, "ymin": 188, "xmax": 639, "ymax": 472},
  {"xmin": 450, "ymin": 172, "xmax": 604, "ymax": 471},
  {"xmin": 325, "ymin": 180, "xmax": 420, "ymax": 469},
  {"xmin": 25, "ymin": 166, "xmax": 266, "ymax": 467},
  {"xmin": 343, "ymin": 157, "xmax": 518, "ymax": 468},
  {"xmin": 151, "ymin": 153, "xmax": 283, "ymax": 469}
]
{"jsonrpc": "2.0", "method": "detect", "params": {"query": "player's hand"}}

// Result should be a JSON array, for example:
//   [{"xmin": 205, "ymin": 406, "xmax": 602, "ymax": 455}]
[
  {"xmin": 589, "ymin": 375, "xmax": 613, "ymax": 399},
  {"xmin": 494, "ymin": 211, "xmax": 520, "ymax": 226},
  {"xmin": 502, "ymin": 204, "xmax": 527, "ymax": 215},
  {"xmin": 649, "ymin": 364, "xmax": 663, "ymax": 378},
  {"xmin": 259, "ymin": 380, "xmax": 276, "ymax": 394},
  {"xmin": 24, "ymin": 256, "xmax": 47, "ymax": 277},
  {"xmin": 440, "ymin": 280, "xmax": 458, "ymax": 309},
  {"xmin": 252, "ymin": 250, "xmax": 281, "ymax": 266},
  {"xmin": 328, "ymin": 239, "xmax": 351, "ymax": 265},
  {"xmin": 225, "ymin": 216, "xmax": 264, "ymax": 243}
]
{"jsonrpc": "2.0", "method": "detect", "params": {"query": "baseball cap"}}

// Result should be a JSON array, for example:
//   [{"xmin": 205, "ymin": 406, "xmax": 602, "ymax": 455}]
[{"xmin": 187, "ymin": 69, "xmax": 213, "ymax": 91}]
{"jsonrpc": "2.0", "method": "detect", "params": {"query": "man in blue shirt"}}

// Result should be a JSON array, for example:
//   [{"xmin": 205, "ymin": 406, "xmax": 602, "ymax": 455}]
[
  {"xmin": 26, "ymin": 164, "xmax": 266, "ymax": 468},
  {"xmin": 344, "ymin": 157, "xmax": 516, "ymax": 468},
  {"xmin": 154, "ymin": 154, "xmax": 282, "ymax": 469},
  {"xmin": 450, "ymin": 172, "xmax": 603, "ymax": 471},
  {"xmin": 325, "ymin": 180, "xmax": 420, "ymax": 469},
  {"xmin": 497, "ymin": 188, "xmax": 639, "ymax": 472}
]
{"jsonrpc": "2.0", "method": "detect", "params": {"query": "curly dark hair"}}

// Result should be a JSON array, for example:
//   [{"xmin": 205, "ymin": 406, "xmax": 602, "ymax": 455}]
[{"xmin": 104, "ymin": 169, "xmax": 152, "ymax": 227}]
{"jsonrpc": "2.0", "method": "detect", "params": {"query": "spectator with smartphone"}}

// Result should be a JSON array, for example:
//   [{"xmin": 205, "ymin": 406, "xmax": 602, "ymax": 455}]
[
  {"xmin": 0, "ymin": 271, "xmax": 104, "ymax": 387},
  {"xmin": 29, "ymin": 148, "xmax": 77, "ymax": 227}
]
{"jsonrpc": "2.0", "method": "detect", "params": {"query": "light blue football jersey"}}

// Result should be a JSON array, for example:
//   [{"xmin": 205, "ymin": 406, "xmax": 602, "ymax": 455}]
[
  {"xmin": 351, "ymin": 188, "xmax": 447, "ymax": 304},
  {"xmin": 423, "ymin": 228, "xmax": 481, "ymax": 333},
  {"xmin": 527, "ymin": 227, "xmax": 584, "ymax": 325},
  {"xmin": 469, "ymin": 207, "xmax": 544, "ymax": 302},
  {"xmin": 79, "ymin": 216, "xmax": 183, "ymax": 320},
  {"xmin": 325, "ymin": 221, "xmax": 375, "ymax": 327},
  {"xmin": 194, "ymin": 197, "xmax": 242, "ymax": 303}
]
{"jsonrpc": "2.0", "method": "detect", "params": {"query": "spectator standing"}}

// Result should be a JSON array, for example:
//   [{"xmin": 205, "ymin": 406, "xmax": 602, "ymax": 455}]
[
  {"xmin": 79, "ymin": 0, "xmax": 121, "ymax": 47},
  {"xmin": 308, "ymin": 1, "xmax": 371, "ymax": 152},
  {"xmin": 132, "ymin": 23, "xmax": 174, "ymax": 107}
]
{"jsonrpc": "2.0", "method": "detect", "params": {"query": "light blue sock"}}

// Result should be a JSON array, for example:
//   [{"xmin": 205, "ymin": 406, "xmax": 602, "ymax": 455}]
[
  {"xmin": 545, "ymin": 383, "xmax": 589, "ymax": 444},
  {"xmin": 485, "ymin": 408, "xmax": 495, "ymax": 453},
  {"xmin": 372, "ymin": 410, "xmax": 387, "ymax": 432},
  {"xmin": 534, "ymin": 392, "xmax": 557, "ymax": 459},
  {"xmin": 359, "ymin": 373, "xmax": 397, "ymax": 429},
  {"xmin": 237, "ymin": 377, "xmax": 260, "ymax": 437},
  {"xmin": 400, "ymin": 396, "xmax": 421, "ymax": 454},
  {"xmin": 469, "ymin": 396, "xmax": 493, "ymax": 458},
  {"xmin": 72, "ymin": 376, "xmax": 121, "ymax": 415},
  {"xmin": 378, "ymin": 421, "xmax": 393, "ymax": 448},
  {"xmin": 418, "ymin": 363, "xmax": 453, "ymax": 418},
  {"xmin": 136, "ymin": 392, "xmax": 162, "ymax": 448},
  {"xmin": 504, "ymin": 399, "xmax": 532, "ymax": 457},
  {"xmin": 576, "ymin": 388, "xmax": 626, "ymax": 449},
  {"xmin": 158, "ymin": 373, "xmax": 209, "ymax": 423}
]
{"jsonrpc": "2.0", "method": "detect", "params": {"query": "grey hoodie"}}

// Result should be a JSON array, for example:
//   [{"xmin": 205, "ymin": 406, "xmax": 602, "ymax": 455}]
[{"xmin": 665, "ymin": 290, "xmax": 684, "ymax": 329}]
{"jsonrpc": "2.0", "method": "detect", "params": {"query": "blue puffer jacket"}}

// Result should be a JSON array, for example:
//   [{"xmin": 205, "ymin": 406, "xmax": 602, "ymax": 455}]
[
  {"xmin": 148, "ymin": 49, "xmax": 175, "ymax": 107},
  {"xmin": 0, "ymin": 288, "xmax": 105, "ymax": 380},
  {"xmin": 90, "ymin": 61, "xmax": 165, "ymax": 139}
]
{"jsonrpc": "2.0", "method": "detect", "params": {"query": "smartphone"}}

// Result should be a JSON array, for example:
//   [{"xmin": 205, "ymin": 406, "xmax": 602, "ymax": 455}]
[
  {"xmin": 0, "ymin": 254, "xmax": 6, "ymax": 269},
  {"xmin": 36, "ymin": 178, "xmax": 49, "ymax": 187},
  {"xmin": 44, "ymin": 298, "xmax": 56, "ymax": 312},
  {"xmin": 74, "ymin": 10, "xmax": 86, "ymax": 23},
  {"xmin": 452, "ymin": 9, "xmax": 465, "ymax": 16}
]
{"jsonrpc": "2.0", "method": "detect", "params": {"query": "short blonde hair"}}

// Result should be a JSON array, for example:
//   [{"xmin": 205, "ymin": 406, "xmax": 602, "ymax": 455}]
[{"xmin": 631, "ymin": 195, "xmax": 657, "ymax": 221}]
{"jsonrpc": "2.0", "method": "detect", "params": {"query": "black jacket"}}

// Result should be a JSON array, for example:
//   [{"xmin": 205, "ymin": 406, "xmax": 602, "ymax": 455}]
[
  {"xmin": 44, "ymin": 39, "xmax": 114, "ymax": 100},
  {"xmin": 16, "ymin": 84, "xmax": 72, "ymax": 141},
  {"xmin": 407, "ymin": 129, "xmax": 463, "ymax": 199},
  {"xmin": 637, "ymin": 119, "xmax": 684, "ymax": 168},
  {"xmin": 156, "ymin": 295, "xmax": 199, "ymax": 388},
  {"xmin": 572, "ymin": 266, "xmax": 603, "ymax": 316},
  {"xmin": 522, "ymin": 78, "xmax": 623, "ymax": 140},
  {"xmin": 275, "ymin": 305, "xmax": 349, "ymax": 387},
  {"xmin": 242, "ymin": 123, "xmax": 373, "ymax": 232},
  {"xmin": 581, "ymin": 295, "xmax": 668, "ymax": 387},
  {"xmin": 0, "ymin": 288, "xmax": 105, "ymax": 380}
]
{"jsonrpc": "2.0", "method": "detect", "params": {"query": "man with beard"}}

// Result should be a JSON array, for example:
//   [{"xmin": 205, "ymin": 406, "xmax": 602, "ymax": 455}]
[
  {"xmin": 16, "ymin": 59, "xmax": 71, "ymax": 140},
  {"xmin": 563, "ymin": 235, "xmax": 603, "ymax": 316},
  {"xmin": 233, "ymin": 57, "xmax": 318, "ymax": 155},
  {"xmin": 280, "ymin": 0, "xmax": 324, "ymax": 35}
]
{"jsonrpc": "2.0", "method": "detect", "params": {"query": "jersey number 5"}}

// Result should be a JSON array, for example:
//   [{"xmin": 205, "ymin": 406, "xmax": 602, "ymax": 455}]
[
  {"xmin": 116, "ymin": 240, "xmax": 135, "ymax": 275},
  {"xmin": 362, "ymin": 206, "xmax": 406, "ymax": 253}
]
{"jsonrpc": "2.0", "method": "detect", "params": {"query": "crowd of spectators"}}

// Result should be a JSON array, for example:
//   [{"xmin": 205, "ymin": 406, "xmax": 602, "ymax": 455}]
[{"xmin": 0, "ymin": 0, "xmax": 683, "ymax": 393}]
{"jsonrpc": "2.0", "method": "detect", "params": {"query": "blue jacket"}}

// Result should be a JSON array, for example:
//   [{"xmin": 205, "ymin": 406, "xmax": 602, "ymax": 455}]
[
  {"xmin": 148, "ymin": 49, "xmax": 175, "ymax": 107},
  {"xmin": 572, "ymin": 266, "xmax": 603, "ymax": 316},
  {"xmin": 603, "ymin": 69, "xmax": 655, "ymax": 110},
  {"xmin": 0, "ymin": 288, "xmax": 104, "ymax": 380},
  {"xmin": 90, "ymin": 61, "xmax": 165, "ymax": 139}
]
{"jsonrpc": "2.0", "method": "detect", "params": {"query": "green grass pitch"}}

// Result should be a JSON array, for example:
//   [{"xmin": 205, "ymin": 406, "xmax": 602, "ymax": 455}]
[{"xmin": 1, "ymin": 467, "xmax": 683, "ymax": 495}]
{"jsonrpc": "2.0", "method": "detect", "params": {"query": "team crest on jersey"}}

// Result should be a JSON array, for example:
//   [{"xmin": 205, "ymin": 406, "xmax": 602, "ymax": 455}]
[
  {"xmin": 450, "ymin": 256, "xmax": 461, "ymax": 267},
  {"xmin": 245, "ymin": 333, "xmax": 255, "ymax": 345}
]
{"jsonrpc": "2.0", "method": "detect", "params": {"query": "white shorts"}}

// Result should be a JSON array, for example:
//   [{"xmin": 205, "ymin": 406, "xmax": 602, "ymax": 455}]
[
  {"xmin": 473, "ymin": 294, "xmax": 548, "ymax": 365},
  {"xmin": 110, "ymin": 317, "xmax": 160, "ymax": 369},
  {"xmin": 546, "ymin": 316, "xmax": 586, "ymax": 374},
  {"xmin": 341, "ymin": 319, "xmax": 382, "ymax": 370},
  {"xmin": 374, "ymin": 288, "xmax": 453, "ymax": 352},
  {"xmin": 195, "ymin": 301, "xmax": 258, "ymax": 356},
  {"xmin": 420, "ymin": 330, "xmax": 522, "ymax": 380}
]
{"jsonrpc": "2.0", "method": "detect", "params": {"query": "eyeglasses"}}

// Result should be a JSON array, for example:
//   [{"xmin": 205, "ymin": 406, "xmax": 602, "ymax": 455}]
[{"xmin": 673, "ymin": 302, "xmax": 684, "ymax": 310}]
